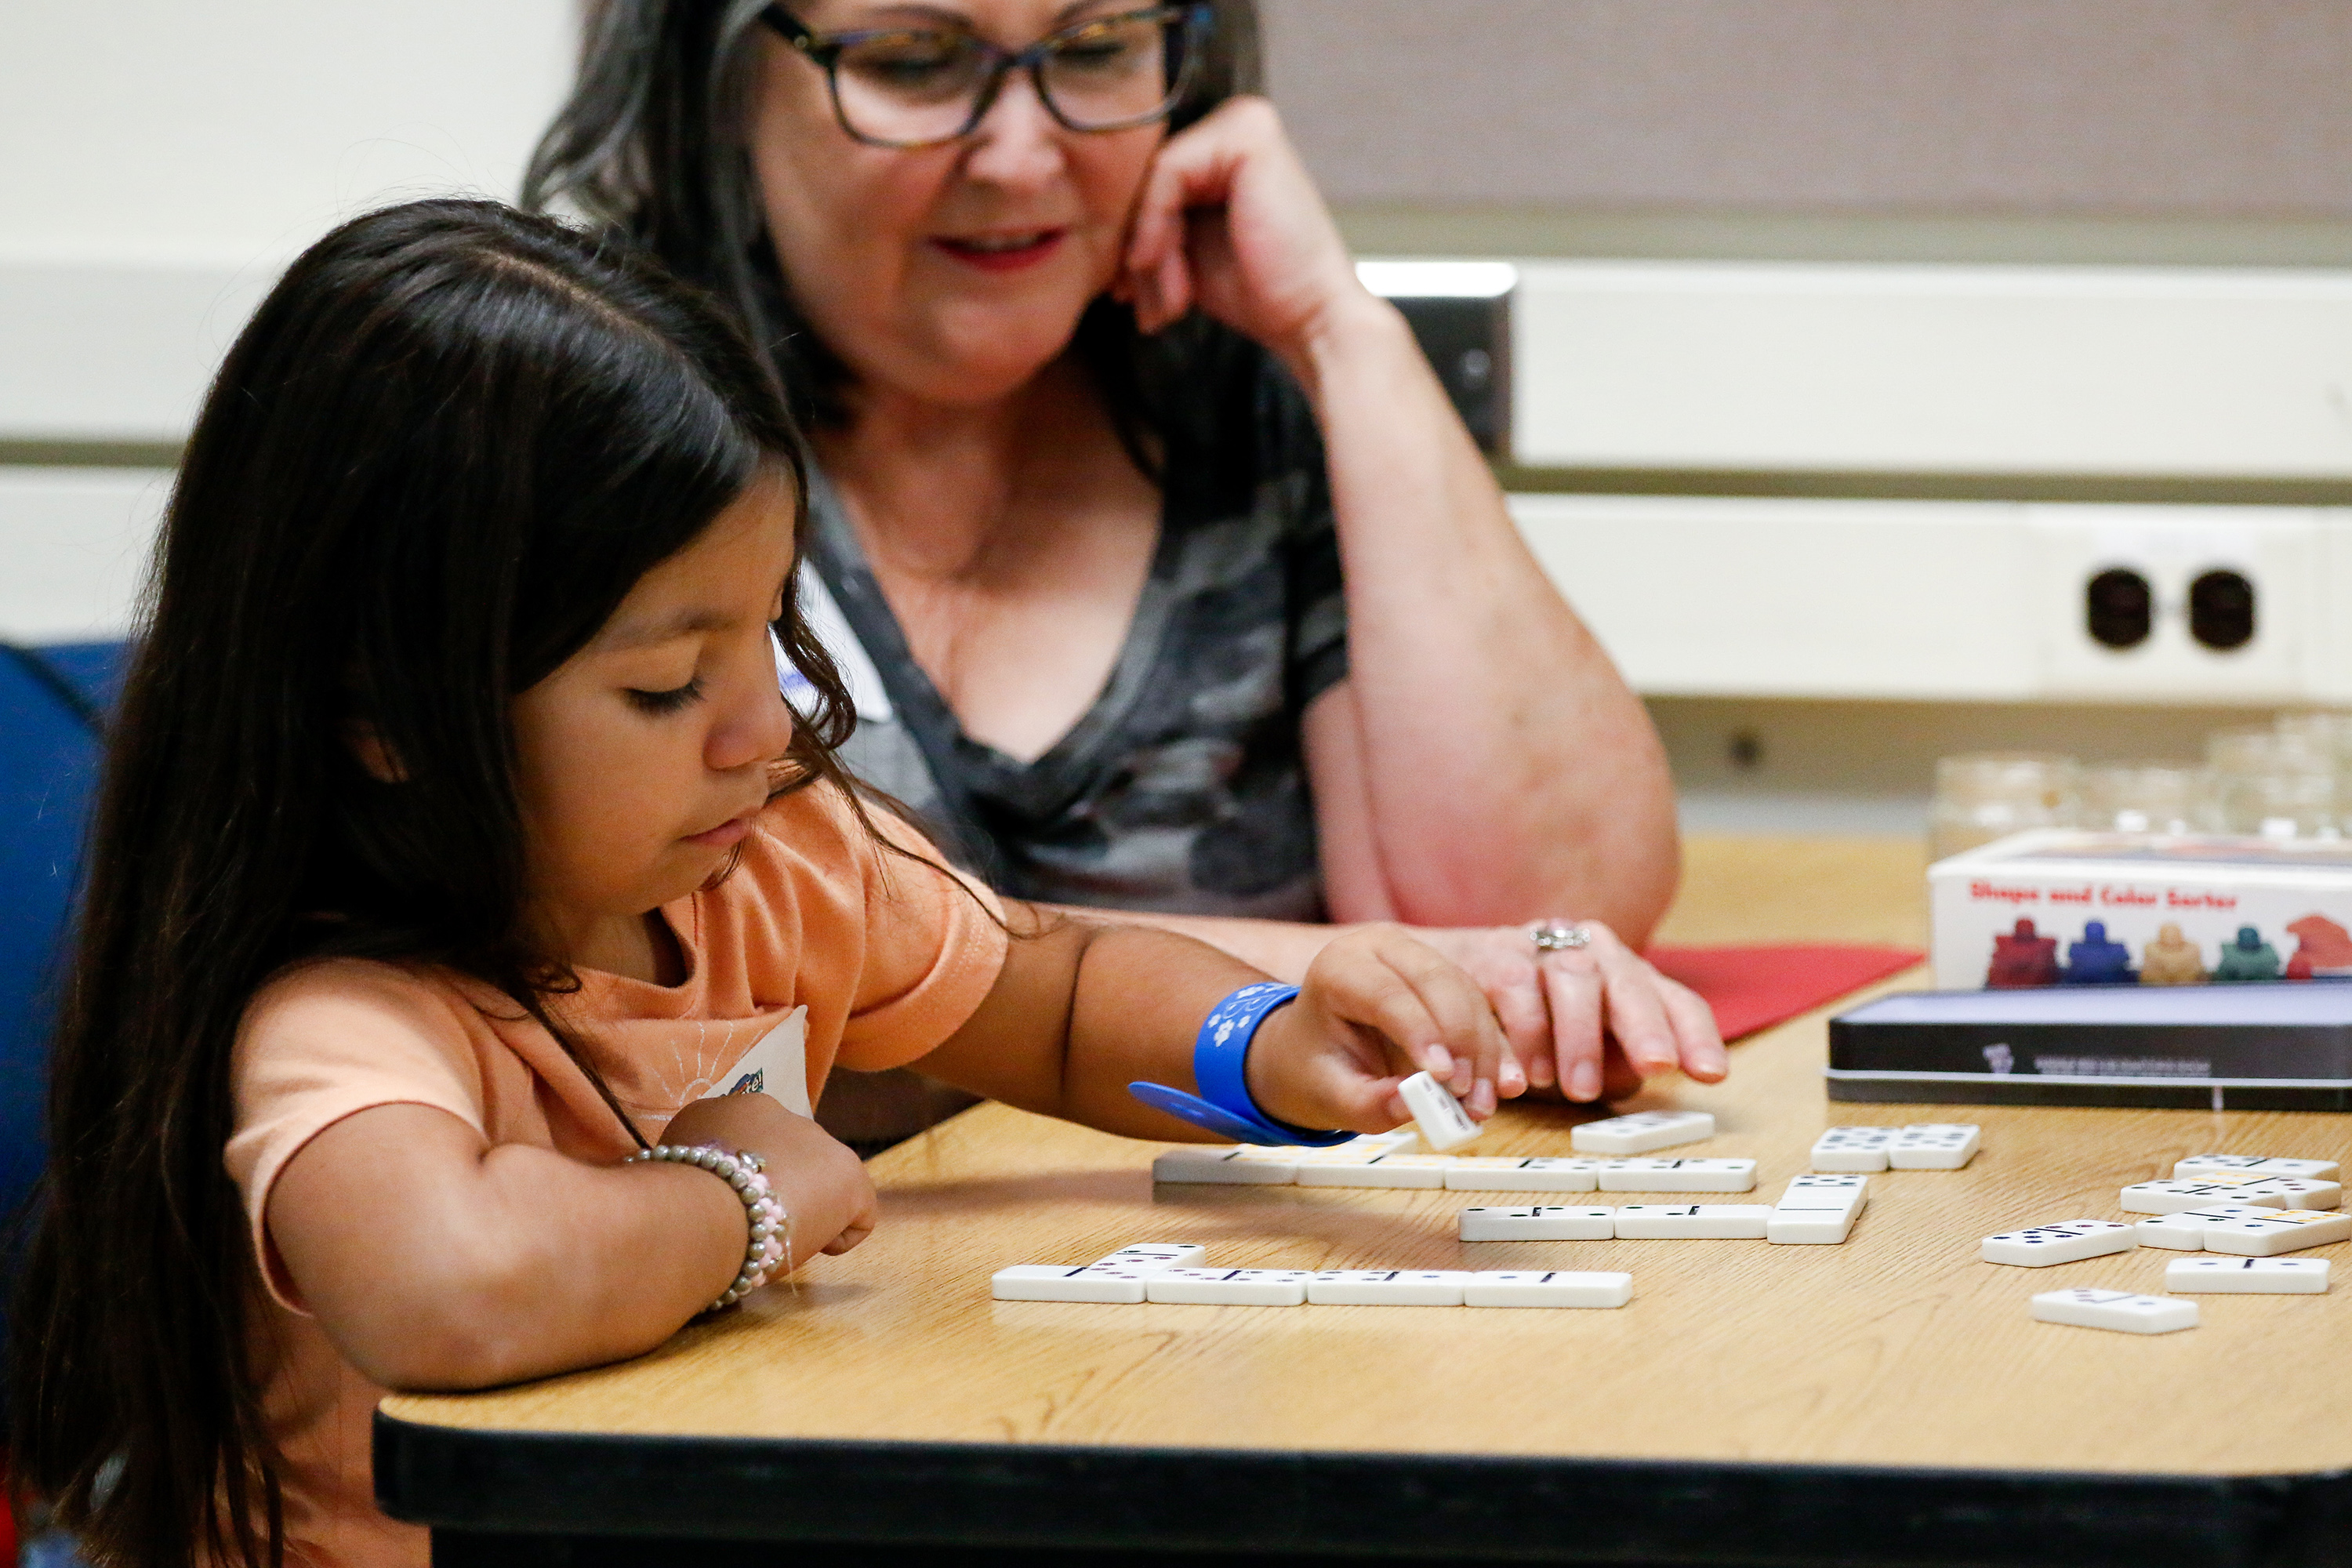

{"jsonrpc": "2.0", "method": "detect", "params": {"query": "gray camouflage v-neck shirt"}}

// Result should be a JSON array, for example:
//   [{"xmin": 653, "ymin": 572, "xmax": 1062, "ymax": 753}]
[{"xmin": 799, "ymin": 340, "xmax": 1349, "ymax": 921}]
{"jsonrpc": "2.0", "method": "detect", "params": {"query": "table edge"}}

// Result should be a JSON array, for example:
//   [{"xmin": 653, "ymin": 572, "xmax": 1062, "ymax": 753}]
[{"xmin": 373, "ymin": 1410, "xmax": 2352, "ymax": 1566}]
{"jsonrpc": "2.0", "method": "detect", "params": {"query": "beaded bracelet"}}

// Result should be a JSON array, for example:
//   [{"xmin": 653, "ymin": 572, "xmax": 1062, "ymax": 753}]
[{"xmin": 627, "ymin": 1143, "xmax": 788, "ymax": 1311}]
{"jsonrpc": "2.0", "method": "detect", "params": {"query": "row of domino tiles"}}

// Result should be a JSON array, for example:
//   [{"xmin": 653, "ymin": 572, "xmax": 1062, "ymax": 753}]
[
  {"xmin": 1156, "ymin": 1148, "xmax": 1765, "ymax": 1192},
  {"xmin": 992, "ymin": 1245, "xmax": 1632, "ymax": 1308},
  {"xmin": 1463, "ymin": 1172, "xmax": 1869, "ymax": 1246},
  {"xmin": 1986, "ymin": 1153, "xmax": 2347, "ymax": 1334},
  {"xmin": 1150, "ymin": 1107, "xmax": 1726, "ymax": 1190},
  {"xmin": 1156, "ymin": 1116, "xmax": 1985, "ymax": 1192}
]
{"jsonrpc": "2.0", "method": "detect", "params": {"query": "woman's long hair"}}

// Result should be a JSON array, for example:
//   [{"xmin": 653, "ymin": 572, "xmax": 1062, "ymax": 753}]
[
  {"xmin": 6, "ymin": 198, "xmax": 866, "ymax": 1568},
  {"xmin": 521, "ymin": 0, "xmax": 1265, "ymax": 464}
]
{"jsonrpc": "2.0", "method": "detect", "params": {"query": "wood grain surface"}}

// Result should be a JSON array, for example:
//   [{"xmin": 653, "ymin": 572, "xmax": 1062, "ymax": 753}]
[{"xmin": 385, "ymin": 837, "xmax": 2352, "ymax": 1476}]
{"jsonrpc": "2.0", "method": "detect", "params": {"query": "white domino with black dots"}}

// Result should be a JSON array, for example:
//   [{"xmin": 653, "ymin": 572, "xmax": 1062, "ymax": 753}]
[
  {"xmin": 1150, "ymin": 1147, "xmax": 1297, "ymax": 1185},
  {"xmin": 2201, "ymin": 1210, "xmax": 2352, "ymax": 1256},
  {"xmin": 1442, "ymin": 1157, "xmax": 1606, "ymax": 1192},
  {"xmin": 1981, "ymin": 1220, "xmax": 2137, "ymax": 1267},
  {"xmin": 1153, "ymin": 1120, "xmax": 1753, "ymax": 1191},
  {"xmin": 1457, "ymin": 1186, "xmax": 1867, "ymax": 1244},
  {"xmin": 2121, "ymin": 1178, "xmax": 2287, "ymax": 1214},
  {"xmin": 1396, "ymin": 1069, "xmax": 1483, "ymax": 1152},
  {"xmin": 992, "ymin": 1243, "xmax": 1207, "ymax": 1302},
  {"xmin": 1613, "ymin": 1204, "xmax": 1774, "ymax": 1240},
  {"xmin": 1888, "ymin": 1124, "xmax": 1980, "ymax": 1169},
  {"xmin": 1147, "ymin": 1268, "xmax": 1316, "ymax": 1305},
  {"xmin": 2165, "ymin": 1256, "xmax": 2331, "ymax": 1294},
  {"xmin": 2031, "ymin": 1287, "xmax": 2198, "ymax": 1334},
  {"xmin": 1768, "ymin": 1173, "xmax": 1869, "ymax": 1245},
  {"xmin": 1458, "ymin": 1205, "xmax": 1616, "ymax": 1241},
  {"xmin": 2134, "ymin": 1206, "xmax": 2282, "ymax": 1250},
  {"xmin": 2234, "ymin": 1177, "xmax": 2343, "ymax": 1210},
  {"xmin": 997, "ymin": 1243, "xmax": 1631, "ymax": 1309},
  {"xmin": 1295, "ymin": 1154, "xmax": 1457, "ymax": 1189},
  {"xmin": 1811, "ymin": 1123, "xmax": 1979, "ymax": 1172},
  {"xmin": 1595, "ymin": 1158, "xmax": 1756, "ymax": 1192},
  {"xmin": 1463, "ymin": 1271, "xmax": 1633, "ymax": 1308},
  {"xmin": 2175, "ymin": 1154, "xmax": 2339, "ymax": 1182},
  {"xmin": 1570, "ymin": 1111, "xmax": 1716, "ymax": 1155},
  {"xmin": 1306, "ymin": 1269, "xmax": 1470, "ymax": 1305},
  {"xmin": 1809, "ymin": 1127, "xmax": 1894, "ymax": 1171}
]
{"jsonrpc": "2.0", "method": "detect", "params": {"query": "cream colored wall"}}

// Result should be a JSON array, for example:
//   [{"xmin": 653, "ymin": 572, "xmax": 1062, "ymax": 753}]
[
  {"xmin": 2, "ymin": 1, "xmax": 575, "ymax": 266},
  {"xmin": 0, "ymin": 0, "xmax": 577, "ymax": 637}
]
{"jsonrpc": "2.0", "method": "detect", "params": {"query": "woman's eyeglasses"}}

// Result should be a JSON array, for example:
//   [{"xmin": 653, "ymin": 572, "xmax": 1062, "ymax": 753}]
[{"xmin": 758, "ymin": 4, "xmax": 1213, "ymax": 151}]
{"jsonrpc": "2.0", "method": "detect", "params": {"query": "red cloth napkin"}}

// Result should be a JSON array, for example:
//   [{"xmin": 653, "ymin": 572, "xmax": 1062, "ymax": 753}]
[{"xmin": 1647, "ymin": 943, "xmax": 1924, "ymax": 1043}]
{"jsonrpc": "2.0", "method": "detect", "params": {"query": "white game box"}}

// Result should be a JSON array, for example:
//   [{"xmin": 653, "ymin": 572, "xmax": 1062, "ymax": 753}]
[{"xmin": 1930, "ymin": 830, "xmax": 2352, "ymax": 991}]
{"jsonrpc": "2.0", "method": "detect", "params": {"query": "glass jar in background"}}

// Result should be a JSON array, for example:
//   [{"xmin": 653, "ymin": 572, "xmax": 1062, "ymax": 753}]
[
  {"xmin": 1930, "ymin": 753, "xmax": 2082, "ymax": 861},
  {"xmin": 2208, "ymin": 725, "xmax": 2328, "ymax": 777},
  {"xmin": 2081, "ymin": 761, "xmax": 2202, "ymax": 835},
  {"xmin": 2276, "ymin": 710, "xmax": 2352, "ymax": 770},
  {"xmin": 2200, "ymin": 726, "xmax": 2338, "ymax": 838}
]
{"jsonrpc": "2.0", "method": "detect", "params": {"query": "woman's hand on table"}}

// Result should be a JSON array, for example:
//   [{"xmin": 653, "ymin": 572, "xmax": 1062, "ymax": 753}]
[
  {"xmin": 1408, "ymin": 923, "xmax": 1730, "ymax": 1104},
  {"xmin": 658, "ymin": 1093, "xmax": 879, "ymax": 1258},
  {"xmin": 1244, "ymin": 924, "xmax": 1512, "ymax": 1133},
  {"xmin": 1116, "ymin": 96, "xmax": 1380, "ymax": 368}
]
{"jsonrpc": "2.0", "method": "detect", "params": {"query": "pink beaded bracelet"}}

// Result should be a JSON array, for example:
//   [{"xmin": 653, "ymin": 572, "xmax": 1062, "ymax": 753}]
[{"xmin": 628, "ymin": 1142, "xmax": 788, "ymax": 1311}]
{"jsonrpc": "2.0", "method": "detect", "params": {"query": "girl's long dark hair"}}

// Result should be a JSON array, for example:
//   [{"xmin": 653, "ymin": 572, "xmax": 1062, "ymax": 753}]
[
  {"xmin": 521, "ymin": 0, "xmax": 1265, "ymax": 459},
  {"xmin": 7, "ymin": 198, "xmax": 867, "ymax": 1568}
]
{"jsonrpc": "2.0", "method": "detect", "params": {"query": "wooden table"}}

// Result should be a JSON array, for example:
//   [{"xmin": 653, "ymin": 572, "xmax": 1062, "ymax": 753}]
[{"xmin": 378, "ymin": 837, "xmax": 2352, "ymax": 1566}]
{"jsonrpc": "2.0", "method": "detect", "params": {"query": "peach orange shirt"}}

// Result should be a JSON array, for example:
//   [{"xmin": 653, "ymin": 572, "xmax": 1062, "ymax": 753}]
[{"xmin": 224, "ymin": 784, "xmax": 1006, "ymax": 1567}]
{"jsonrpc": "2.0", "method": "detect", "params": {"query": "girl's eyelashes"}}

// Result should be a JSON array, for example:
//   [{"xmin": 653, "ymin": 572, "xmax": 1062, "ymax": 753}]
[{"xmin": 623, "ymin": 677, "xmax": 705, "ymax": 716}]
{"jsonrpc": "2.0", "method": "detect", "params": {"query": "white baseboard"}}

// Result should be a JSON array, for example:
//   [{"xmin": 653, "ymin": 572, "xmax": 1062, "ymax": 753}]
[{"xmin": 1506, "ymin": 260, "xmax": 2352, "ymax": 479}]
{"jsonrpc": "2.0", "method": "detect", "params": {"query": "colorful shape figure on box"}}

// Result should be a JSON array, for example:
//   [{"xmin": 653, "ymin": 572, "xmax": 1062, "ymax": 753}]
[
  {"xmin": 2283, "ymin": 913, "xmax": 2352, "ymax": 981},
  {"xmin": 2059, "ymin": 921, "xmax": 2136, "ymax": 985},
  {"xmin": 2212, "ymin": 926, "xmax": 2282, "ymax": 983},
  {"xmin": 2139, "ymin": 922, "xmax": 2207, "ymax": 986},
  {"xmin": 1987, "ymin": 919, "xmax": 2060, "ymax": 989}
]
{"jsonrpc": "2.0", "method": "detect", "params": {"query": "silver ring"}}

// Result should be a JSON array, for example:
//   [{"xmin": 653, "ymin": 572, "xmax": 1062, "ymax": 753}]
[{"xmin": 1531, "ymin": 920, "xmax": 1590, "ymax": 953}]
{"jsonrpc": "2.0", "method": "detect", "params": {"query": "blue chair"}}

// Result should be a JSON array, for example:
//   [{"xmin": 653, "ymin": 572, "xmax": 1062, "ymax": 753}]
[
  {"xmin": 0, "ymin": 643, "xmax": 122, "ymax": 1568},
  {"xmin": 0, "ymin": 643, "xmax": 128, "ymax": 1236}
]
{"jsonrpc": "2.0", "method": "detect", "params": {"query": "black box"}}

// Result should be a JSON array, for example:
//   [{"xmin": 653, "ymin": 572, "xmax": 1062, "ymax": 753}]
[{"xmin": 1828, "ymin": 984, "xmax": 2352, "ymax": 1110}]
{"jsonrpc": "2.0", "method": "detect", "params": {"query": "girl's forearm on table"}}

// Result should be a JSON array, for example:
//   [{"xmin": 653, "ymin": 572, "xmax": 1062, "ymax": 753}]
[{"xmin": 270, "ymin": 1105, "xmax": 756, "ymax": 1389}]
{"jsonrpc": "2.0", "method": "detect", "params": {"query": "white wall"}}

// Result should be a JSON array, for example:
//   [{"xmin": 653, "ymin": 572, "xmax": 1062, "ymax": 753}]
[
  {"xmin": 0, "ymin": 2, "xmax": 578, "ymax": 447},
  {"xmin": 0, "ymin": 1, "xmax": 580, "ymax": 638},
  {"xmin": 1511, "ymin": 262, "xmax": 2352, "ymax": 479},
  {"xmin": 0, "ymin": 470, "xmax": 172, "ymax": 642},
  {"xmin": 2, "ymin": 2, "xmax": 576, "ymax": 266}
]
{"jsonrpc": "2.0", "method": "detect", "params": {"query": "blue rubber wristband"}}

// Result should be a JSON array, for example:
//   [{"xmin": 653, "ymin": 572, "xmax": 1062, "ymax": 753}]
[{"xmin": 1125, "ymin": 982, "xmax": 1353, "ymax": 1147}]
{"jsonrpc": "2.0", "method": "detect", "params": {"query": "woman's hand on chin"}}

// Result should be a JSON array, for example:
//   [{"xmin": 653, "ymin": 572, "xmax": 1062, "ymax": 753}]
[
  {"xmin": 1406, "ymin": 923, "xmax": 1731, "ymax": 1105},
  {"xmin": 1114, "ymin": 95, "xmax": 1377, "ymax": 368}
]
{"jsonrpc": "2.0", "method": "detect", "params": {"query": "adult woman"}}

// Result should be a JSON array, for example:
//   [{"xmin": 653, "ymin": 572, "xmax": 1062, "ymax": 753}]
[{"xmin": 526, "ymin": 0, "xmax": 1722, "ymax": 1109}]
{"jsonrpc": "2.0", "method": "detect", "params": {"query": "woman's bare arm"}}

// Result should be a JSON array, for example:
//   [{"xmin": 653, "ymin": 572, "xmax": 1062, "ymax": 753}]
[{"xmin": 1120, "ymin": 96, "xmax": 1681, "ymax": 945}]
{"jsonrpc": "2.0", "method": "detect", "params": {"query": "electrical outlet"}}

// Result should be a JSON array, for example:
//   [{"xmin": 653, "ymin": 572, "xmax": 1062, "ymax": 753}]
[
  {"xmin": 1358, "ymin": 260, "xmax": 1514, "ymax": 456},
  {"xmin": 2033, "ymin": 505, "xmax": 2319, "ymax": 700}
]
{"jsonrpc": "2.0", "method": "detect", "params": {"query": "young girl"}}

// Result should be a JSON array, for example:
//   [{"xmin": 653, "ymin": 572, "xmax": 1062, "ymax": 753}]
[{"xmin": 6, "ymin": 200, "xmax": 1523, "ymax": 1568}]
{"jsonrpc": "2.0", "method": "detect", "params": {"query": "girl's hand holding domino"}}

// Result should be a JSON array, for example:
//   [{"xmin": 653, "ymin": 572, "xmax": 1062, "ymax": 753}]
[{"xmin": 1243, "ymin": 924, "xmax": 1514, "ymax": 1131}]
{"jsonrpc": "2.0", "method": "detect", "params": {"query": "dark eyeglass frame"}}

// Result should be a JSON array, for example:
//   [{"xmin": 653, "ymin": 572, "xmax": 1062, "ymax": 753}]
[{"xmin": 757, "ymin": 3, "xmax": 1214, "ymax": 151}]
